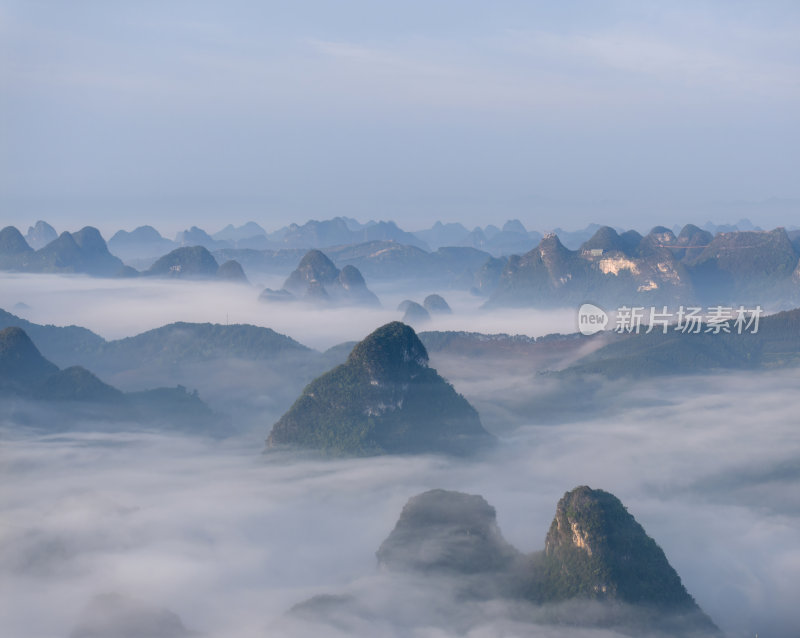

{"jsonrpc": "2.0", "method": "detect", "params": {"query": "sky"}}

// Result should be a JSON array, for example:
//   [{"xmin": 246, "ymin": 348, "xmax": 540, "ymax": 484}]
[{"xmin": 1, "ymin": 1, "xmax": 799, "ymax": 235}]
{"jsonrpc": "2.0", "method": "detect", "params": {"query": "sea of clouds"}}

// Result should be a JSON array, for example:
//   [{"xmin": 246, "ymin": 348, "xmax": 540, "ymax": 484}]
[{"xmin": 1, "ymin": 274, "xmax": 798, "ymax": 637}]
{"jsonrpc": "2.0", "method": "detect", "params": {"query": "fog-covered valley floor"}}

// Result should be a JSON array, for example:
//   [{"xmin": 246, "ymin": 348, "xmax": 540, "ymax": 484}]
[
  {"xmin": 1, "ymin": 274, "xmax": 799, "ymax": 637},
  {"xmin": 0, "ymin": 273, "xmax": 576, "ymax": 350},
  {"xmin": 2, "ymin": 369, "xmax": 799, "ymax": 637}
]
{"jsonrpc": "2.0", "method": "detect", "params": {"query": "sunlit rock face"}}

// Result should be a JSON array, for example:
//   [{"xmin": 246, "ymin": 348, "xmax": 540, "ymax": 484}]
[{"xmin": 541, "ymin": 486, "xmax": 699, "ymax": 607}]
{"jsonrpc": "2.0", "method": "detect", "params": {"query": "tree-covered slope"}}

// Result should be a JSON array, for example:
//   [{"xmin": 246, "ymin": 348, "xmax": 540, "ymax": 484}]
[{"xmin": 267, "ymin": 322, "xmax": 494, "ymax": 456}]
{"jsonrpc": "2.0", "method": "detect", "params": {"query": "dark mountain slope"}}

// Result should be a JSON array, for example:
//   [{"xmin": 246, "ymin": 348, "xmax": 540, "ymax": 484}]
[
  {"xmin": 0, "ymin": 308, "xmax": 106, "ymax": 368},
  {"xmin": 145, "ymin": 245, "xmax": 219, "ymax": 278},
  {"xmin": 267, "ymin": 249, "xmax": 379, "ymax": 306},
  {"xmin": 267, "ymin": 322, "xmax": 494, "ymax": 456},
  {"xmin": 0, "ymin": 326, "xmax": 59, "ymax": 392},
  {"xmin": 562, "ymin": 307, "xmax": 800, "ymax": 379}
]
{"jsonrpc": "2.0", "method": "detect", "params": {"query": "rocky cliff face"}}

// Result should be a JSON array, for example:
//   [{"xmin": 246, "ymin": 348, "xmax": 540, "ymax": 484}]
[
  {"xmin": 290, "ymin": 486, "xmax": 720, "ymax": 636},
  {"xmin": 283, "ymin": 249, "xmax": 340, "ymax": 293},
  {"xmin": 379, "ymin": 486, "xmax": 719, "ymax": 633},
  {"xmin": 0, "ymin": 326, "xmax": 59, "ymax": 390},
  {"xmin": 486, "ymin": 225, "xmax": 800, "ymax": 308},
  {"xmin": 539, "ymin": 486, "xmax": 700, "ymax": 610}
]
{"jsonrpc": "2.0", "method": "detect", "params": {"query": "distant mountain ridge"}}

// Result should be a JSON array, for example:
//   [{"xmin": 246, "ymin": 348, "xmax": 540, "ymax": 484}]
[
  {"xmin": 5, "ymin": 219, "xmax": 796, "ymax": 308},
  {"xmin": 0, "ymin": 308, "xmax": 312, "ymax": 377},
  {"xmin": 261, "ymin": 249, "xmax": 380, "ymax": 306},
  {"xmin": 108, "ymin": 225, "xmax": 177, "ymax": 262},
  {"xmin": 0, "ymin": 326, "xmax": 213, "ymax": 421},
  {"xmin": 0, "ymin": 226, "xmax": 125, "ymax": 276},
  {"xmin": 487, "ymin": 225, "xmax": 800, "ymax": 308}
]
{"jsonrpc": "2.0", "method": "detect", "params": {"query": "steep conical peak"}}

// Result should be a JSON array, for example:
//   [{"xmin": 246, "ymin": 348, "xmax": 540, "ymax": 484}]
[
  {"xmin": 537, "ymin": 233, "xmax": 572, "ymax": 262},
  {"xmin": 146, "ymin": 246, "xmax": 219, "ymax": 278},
  {"xmin": 546, "ymin": 486, "xmax": 623, "ymax": 557},
  {"xmin": 646, "ymin": 226, "xmax": 676, "ymax": 242},
  {"xmin": 369, "ymin": 486, "xmax": 719, "ymax": 634},
  {"xmin": 347, "ymin": 321, "xmax": 428, "ymax": 383},
  {"xmin": 539, "ymin": 232, "xmax": 567, "ymax": 250},
  {"xmin": 0, "ymin": 326, "xmax": 59, "ymax": 384},
  {"xmin": 52, "ymin": 231, "xmax": 81, "ymax": 250},
  {"xmin": 502, "ymin": 219, "xmax": 527, "ymax": 234},
  {"xmin": 619, "ymin": 229, "xmax": 644, "ymax": 252},
  {"xmin": 423, "ymin": 294, "xmax": 452, "ymax": 314},
  {"xmin": 0, "ymin": 226, "xmax": 33, "ymax": 254},
  {"xmin": 112, "ymin": 225, "xmax": 164, "ymax": 242},
  {"xmin": 580, "ymin": 226, "xmax": 622, "ymax": 253},
  {"xmin": 283, "ymin": 249, "xmax": 340, "ymax": 293},
  {"xmin": 25, "ymin": 220, "xmax": 58, "ymax": 249},
  {"xmin": 544, "ymin": 486, "xmax": 697, "ymax": 609},
  {"xmin": 267, "ymin": 321, "xmax": 491, "ymax": 456},
  {"xmin": 402, "ymin": 301, "xmax": 431, "ymax": 325},
  {"xmin": 216, "ymin": 259, "xmax": 249, "ymax": 283},
  {"xmin": 337, "ymin": 264, "xmax": 366, "ymax": 289},
  {"xmin": 677, "ymin": 224, "xmax": 713, "ymax": 246},
  {"xmin": 297, "ymin": 249, "xmax": 338, "ymax": 280},
  {"xmin": 71, "ymin": 226, "xmax": 108, "ymax": 252},
  {"xmin": 377, "ymin": 489, "xmax": 520, "ymax": 574}
]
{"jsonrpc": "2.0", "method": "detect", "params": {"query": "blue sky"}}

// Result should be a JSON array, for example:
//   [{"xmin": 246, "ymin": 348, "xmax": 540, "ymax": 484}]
[{"xmin": 1, "ymin": 1, "xmax": 799, "ymax": 235}]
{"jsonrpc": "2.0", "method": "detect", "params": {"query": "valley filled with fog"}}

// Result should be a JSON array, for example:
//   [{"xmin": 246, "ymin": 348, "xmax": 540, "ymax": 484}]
[
  {"xmin": 4, "ymin": 2, "xmax": 799, "ymax": 635},
  {"xmin": 1, "ymin": 274, "xmax": 799, "ymax": 638},
  {"xmin": 0, "ymin": 273, "xmax": 576, "ymax": 350}
]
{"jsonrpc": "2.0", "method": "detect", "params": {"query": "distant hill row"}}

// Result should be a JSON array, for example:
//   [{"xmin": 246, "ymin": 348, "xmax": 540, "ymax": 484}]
[
  {"xmin": 0, "ymin": 225, "xmax": 249, "ymax": 282},
  {"xmin": 2, "ymin": 304, "xmax": 800, "ymax": 384},
  {"xmin": 0, "ymin": 324, "xmax": 218, "ymax": 431},
  {"xmin": 3, "ymin": 305, "xmax": 800, "ymax": 438},
  {"xmin": 4, "ymin": 218, "xmax": 800, "ymax": 307},
  {"xmin": 12, "ymin": 215, "xmax": 777, "ymax": 259}
]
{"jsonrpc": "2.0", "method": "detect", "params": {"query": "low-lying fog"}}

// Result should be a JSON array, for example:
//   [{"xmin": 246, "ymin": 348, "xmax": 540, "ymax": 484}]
[
  {"xmin": 0, "ymin": 273, "xmax": 577, "ymax": 349},
  {"xmin": 2, "ymin": 369, "xmax": 799, "ymax": 637},
  {"xmin": 1, "ymin": 273, "xmax": 799, "ymax": 637}
]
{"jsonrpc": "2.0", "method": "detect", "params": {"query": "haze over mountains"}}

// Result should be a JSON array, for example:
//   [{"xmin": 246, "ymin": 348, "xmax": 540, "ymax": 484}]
[
  {"xmin": 261, "ymin": 249, "xmax": 379, "ymax": 306},
  {"xmin": 3, "ymin": 218, "xmax": 800, "ymax": 638},
  {"xmin": 5, "ymin": 296, "xmax": 800, "ymax": 444},
  {"xmin": 5, "ymin": 1, "xmax": 800, "ymax": 634},
  {"xmin": 4, "ymin": 217, "xmax": 800, "ymax": 310},
  {"xmin": 0, "ymin": 325, "xmax": 217, "ymax": 431},
  {"xmin": 2, "ymin": 273, "xmax": 800, "ymax": 635}
]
